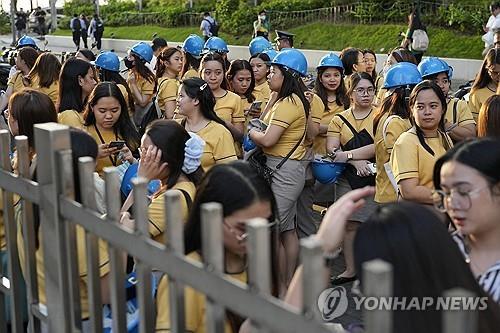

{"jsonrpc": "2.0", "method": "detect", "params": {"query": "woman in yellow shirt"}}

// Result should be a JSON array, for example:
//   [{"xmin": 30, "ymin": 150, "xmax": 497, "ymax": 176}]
[
  {"xmin": 121, "ymin": 119, "xmax": 203, "ymax": 244},
  {"xmin": 391, "ymin": 80, "xmax": 453, "ymax": 205},
  {"xmin": 155, "ymin": 47, "xmax": 183, "ymax": 119},
  {"xmin": 249, "ymin": 52, "xmax": 272, "ymax": 113},
  {"xmin": 0, "ymin": 47, "xmax": 39, "ymax": 112},
  {"xmin": 125, "ymin": 42, "xmax": 157, "ymax": 126},
  {"xmin": 177, "ymin": 77, "xmax": 237, "ymax": 171},
  {"xmin": 200, "ymin": 53, "xmax": 245, "ymax": 143},
  {"xmin": 156, "ymin": 161, "xmax": 278, "ymax": 333},
  {"xmin": 83, "ymin": 82, "xmax": 140, "ymax": 176},
  {"xmin": 26, "ymin": 52, "xmax": 61, "ymax": 106},
  {"xmin": 58, "ymin": 58, "xmax": 97, "ymax": 128},
  {"xmin": 373, "ymin": 62, "xmax": 421, "ymax": 204},
  {"xmin": 180, "ymin": 34, "xmax": 204, "ymax": 80},
  {"xmin": 248, "ymin": 48, "xmax": 309, "ymax": 287},
  {"xmin": 227, "ymin": 59, "xmax": 256, "ymax": 130},
  {"xmin": 418, "ymin": 57, "xmax": 476, "ymax": 142},
  {"xmin": 469, "ymin": 48, "xmax": 500, "ymax": 121},
  {"xmin": 326, "ymin": 72, "xmax": 377, "ymax": 285}
]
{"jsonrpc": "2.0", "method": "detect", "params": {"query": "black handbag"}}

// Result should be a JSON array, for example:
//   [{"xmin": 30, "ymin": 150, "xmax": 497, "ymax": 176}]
[
  {"xmin": 336, "ymin": 113, "xmax": 375, "ymax": 189},
  {"xmin": 138, "ymin": 79, "xmax": 169, "ymax": 135}
]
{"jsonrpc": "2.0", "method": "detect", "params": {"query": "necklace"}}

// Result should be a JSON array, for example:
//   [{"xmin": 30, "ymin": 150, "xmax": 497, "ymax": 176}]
[{"xmin": 185, "ymin": 119, "xmax": 209, "ymax": 133}]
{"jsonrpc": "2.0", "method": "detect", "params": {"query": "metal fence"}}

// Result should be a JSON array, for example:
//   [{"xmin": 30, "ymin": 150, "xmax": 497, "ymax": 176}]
[{"xmin": 0, "ymin": 123, "xmax": 480, "ymax": 332}]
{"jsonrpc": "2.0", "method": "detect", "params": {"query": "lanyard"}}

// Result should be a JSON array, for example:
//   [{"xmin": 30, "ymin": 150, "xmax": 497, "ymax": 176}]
[{"xmin": 94, "ymin": 124, "xmax": 118, "ymax": 166}]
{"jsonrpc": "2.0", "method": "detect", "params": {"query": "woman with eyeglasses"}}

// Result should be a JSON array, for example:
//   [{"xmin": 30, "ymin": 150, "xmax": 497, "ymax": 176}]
[
  {"xmin": 156, "ymin": 161, "xmax": 280, "ymax": 332},
  {"xmin": 326, "ymin": 72, "xmax": 377, "ymax": 285},
  {"xmin": 433, "ymin": 138, "xmax": 500, "ymax": 303},
  {"xmin": 339, "ymin": 47, "xmax": 366, "ymax": 77},
  {"xmin": 469, "ymin": 48, "xmax": 500, "ymax": 122},
  {"xmin": 390, "ymin": 80, "xmax": 453, "ymax": 205}
]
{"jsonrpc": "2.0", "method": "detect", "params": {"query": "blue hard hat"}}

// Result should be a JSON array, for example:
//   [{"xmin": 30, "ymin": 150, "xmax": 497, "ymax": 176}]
[
  {"xmin": 16, "ymin": 35, "xmax": 37, "ymax": 49},
  {"xmin": 383, "ymin": 62, "xmax": 423, "ymax": 89},
  {"xmin": 262, "ymin": 48, "xmax": 277, "ymax": 61},
  {"xmin": 311, "ymin": 158, "xmax": 346, "ymax": 184},
  {"xmin": 317, "ymin": 52, "xmax": 344, "ymax": 72},
  {"xmin": 182, "ymin": 34, "xmax": 205, "ymax": 58},
  {"xmin": 130, "ymin": 42, "xmax": 154, "ymax": 63},
  {"xmin": 249, "ymin": 37, "xmax": 272, "ymax": 57},
  {"xmin": 418, "ymin": 57, "xmax": 453, "ymax": 80},
  {"xmin": 93, "ymin": 51, "xmax": 120, "ymax": 72},
  {"xmin": 242, "ymin": 135, "xmax": 256, "ymax": 152},
  {"xmin": 270, "ymin": 48, "xmax": 308, "ymax": 77},
  {"xmin": 120, "ymin": 163, "xmax": 161, "ymax": 197},
  {"xmin": 203, "ymin": 36, "xmax": 229, "ymax": 54}
]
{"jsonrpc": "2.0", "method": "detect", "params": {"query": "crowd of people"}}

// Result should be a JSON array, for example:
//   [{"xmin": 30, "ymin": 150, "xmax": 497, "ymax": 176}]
[{"xmin": 0, "ymin": 28, "xmax": 499, "ymax": 332}]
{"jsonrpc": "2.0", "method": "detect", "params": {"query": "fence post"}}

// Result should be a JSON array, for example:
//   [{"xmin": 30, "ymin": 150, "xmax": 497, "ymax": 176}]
[
  {"xmin": 443, "ymin": 288, "xmax": 478, "ymax": 333},
  {"xmin": 0, "ymin": 130, "xmax": 10, "ymax": 332},
  {"xmin": 363, "ymin": 259, "xmax": 392, "ymax": 333},
  {"xmin": 34, "ymin": 123, "xmax": 72, "ymax": 333},
  {"xmin": 201, "ymin": 203, "xmax": 225, "ymax": 333}
]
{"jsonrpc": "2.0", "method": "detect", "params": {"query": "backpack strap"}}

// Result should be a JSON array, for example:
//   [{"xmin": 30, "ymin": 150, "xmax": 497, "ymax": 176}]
[
  {"xmin": 335, "ymin": 113, "xmax": 358, "ymax": 136},
  {"xmin": 177, "ymin": 188, "xmax": 193, "ymax": 210},
  {"xmin": 452, "ymin": 98, "xmax": 458, "ymax": 124}
]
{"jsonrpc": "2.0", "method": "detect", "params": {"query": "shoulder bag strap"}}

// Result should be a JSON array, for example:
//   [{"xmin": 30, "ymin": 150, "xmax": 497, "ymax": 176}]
[
  {"xmin": 452, "ymin": 98, "xmax": 458, "ymax": 124},
  {"xmin": 336, "ymin": 113, "xmax": 358, "ymax": 136},
  {"xmin": 275, "ymin": 105, "xmax": 308, "ymax": 170}
]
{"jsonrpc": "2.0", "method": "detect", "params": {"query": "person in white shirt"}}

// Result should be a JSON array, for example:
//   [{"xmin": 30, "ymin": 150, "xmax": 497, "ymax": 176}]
[
  {"xmin": 200, "ymin": 12, "xmax": 216, "ymax": 42},
  {"xmin": 482, "ymin": 3, "xmax": 500, "ymax": 54}
]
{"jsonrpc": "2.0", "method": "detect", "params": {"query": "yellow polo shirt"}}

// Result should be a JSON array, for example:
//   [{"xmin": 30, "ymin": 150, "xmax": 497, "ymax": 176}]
[
  {"xmin": 84, "ymin": 125, "xmax": 122, "ymax": 176},
  {"xmin": 446, "ymin": 98, "xmax": 475, "ymax": 126},
  {"xmin": 155, "ymin": 251, "xmax": 246, "ymax": 333},
  {"xmin": 374, "ymin": 114, "xmax": 412, "ymax": 203},
  {"xmin": 29, "ymin": 75, "xmax": 59, "ymax": 106},
  {"xmin": 214, "ymin": 91, "xmax": 245, "ymax": 125},
  {"xmin": 468, "ymin": 87, "xmax": 494, "ymax": 122},
  {"xmin": 195, "ymin": 121, "xmax": 237, "ymax": 171},
  {"xmin": 253, "ymin": 82, "xmax": 271, "ymax": 105},
  {"xmin": 128, "ymin": 72, "xmax": 155, "ymax": 104},
  {"xmin": 262, "ymin": 94, "xmax": 307, "ymax": 160},
  {"xmin": 58, "ymin": 109, "xmax": 85, "ymax": 129},
  {"xmin": 182, "ymin": 68, "xmax": 199, "ymax": 80},
  {"xmin": 391, "ymin": 128, "xmax": 452, "ymax": 190},
  {"xmin": 157, "ymin": 77, "xmax": 180, "ymax": 109},
  {"xmin": 304, "ymin": 93, "xmax": 325, "ymax": 148},
  {"xmin": 8, "ymin": 71, "xmax": 26, "ymax": 93},
  {"xmin": 312, "ymin": 100, "xmax": 345, "ymax": 155},
  {"xmin": 327, "ymin": 108, "xmax": 374, "ymax": 147}
]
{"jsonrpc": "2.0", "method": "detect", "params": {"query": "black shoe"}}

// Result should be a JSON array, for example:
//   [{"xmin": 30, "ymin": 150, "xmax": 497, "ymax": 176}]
[{"xmin": 331, "ymin": 275, "xmax": 357, "ymax": 285}]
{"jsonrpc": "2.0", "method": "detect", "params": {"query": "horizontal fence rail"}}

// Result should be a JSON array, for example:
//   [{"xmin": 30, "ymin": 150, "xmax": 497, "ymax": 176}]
[{"xmin": 0, "ymin": 123, "xmax": 481, "ymax": 333}]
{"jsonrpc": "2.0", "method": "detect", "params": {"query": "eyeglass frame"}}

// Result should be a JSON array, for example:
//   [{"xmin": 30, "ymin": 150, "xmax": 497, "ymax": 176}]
[
  {"xmin": 353, "ymin": 87, "xmax": 376, "ymax": 96},
  {"xmin": 431, "ymin": 185, "xmax": 490, "ymax": 213}
]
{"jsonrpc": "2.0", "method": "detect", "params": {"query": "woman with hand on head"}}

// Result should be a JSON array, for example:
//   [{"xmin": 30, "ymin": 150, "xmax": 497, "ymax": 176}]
[
  {"xmin": 58, "ymin": 57, "xmax": 97, "ymax": 129},
  {"xmin": 200, "ymin": 52, "xmax": 245, "ymax": 143},
  {"xmin": 326, "ymin": 72, "xmax": 377, "ymax": 285},
  {"xmin": 176, "ymin": 77, "xmax": 237, "ymax": 171},
  {"xmin": 155, "ymin": 47, "xmax": 183, "ymax": 119},
  {"xmin": 433, "ymin": 138, "xmax": 500, "ymax": 303},
  {"xmin": 469, "ymin": 48, "xmax": 500, "ymax": 122},
  {"xmin": 156, "ymin": 161, "xmax": 279, "ymax": 333},
  {"xmin": 390, "ymin": 80, "xmax": 453, "ymax": 205},
  {"xmin": 83, "ymin": 82, "xmax": 140, "ymax": 176},
  {"xmin": 418, "ymin": 57, "xmax": 476, "ymax": 142}
]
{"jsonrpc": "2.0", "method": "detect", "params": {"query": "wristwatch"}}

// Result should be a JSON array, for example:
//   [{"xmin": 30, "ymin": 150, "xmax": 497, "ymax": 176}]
[{"xmin": 346, "ymin": 152, "xmax": 353, "ymax": 161}]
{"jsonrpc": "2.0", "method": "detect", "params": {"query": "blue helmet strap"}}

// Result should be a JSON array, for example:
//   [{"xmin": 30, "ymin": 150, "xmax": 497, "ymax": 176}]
[
  {"xmin": 283, "ymin": 66, "xmax": 300, "ymax": 78},
  {"xmin": 404, "ymin": 85, "xmax": 411, "ymax": 103}
]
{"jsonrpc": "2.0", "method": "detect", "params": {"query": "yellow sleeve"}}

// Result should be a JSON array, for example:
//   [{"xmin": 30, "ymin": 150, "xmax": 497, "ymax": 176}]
[
  {"xmin": 139, "ymin": 77, "xmax": 155, "ymax": 96},
  {"xmin": 468, "ymin": 92, "xmax": 481, "ymax": 121},
  {"xmin": 231, "ymin": 94, "xmax": 245, "ymax": 124},
  {"xmin": 214, "ymin": 127, "xmax": 237, "ymax": 164},
  {"xmin": 384, "ymin": 118, "xmax": 409, "ymax": 153},
  {"xmin": 148, "ymin": 189, "xmax": 190, "ymax": 239},
  {"xmin": 310, "ymin": 94, "xmax": 325, "ymax": 124},
  {"xmin": 391, "ymin": 134, "xmax": 419, "ymax": 183},
  {"xmin": 76, "ymin": 225, "xmax": 110, "ymax": 278},
  {"xmin": 58, "ymin": 110, "xmax": 84, "ymax": 129},
  {"xmin": 269, "ymin": 98, "xmax": 302, "ymax": 129},
  {"xmin": 327, "ymin": 114, "xmax": 343, "ymax": 138},
  {"xmin": 182, "ymin": 69, "xmax": 199, "ymax": 80},
  {"xmin": 456, "ymin": 100, "xmax": 475, "ymax": 126},
  {"xmin": 158, "ymin": 80, "xmax": 179, "ymax": 105}
]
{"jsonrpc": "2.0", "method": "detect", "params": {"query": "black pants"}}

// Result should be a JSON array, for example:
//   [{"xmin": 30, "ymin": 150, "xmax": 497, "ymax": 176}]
[
  {"xmin": 81, "ymin": 30, "xmax": 88, "ymax": 48},
  {"xmin": 256, "ymin": 31, "xmax": 269, "ymax": 40},
  {"xmin": 95, "ymin": 31, "xmax": 103, "ymax": 50},
  {"xmin": 72, "ymin": 31, "xmax": 81, "ymax": 49}
]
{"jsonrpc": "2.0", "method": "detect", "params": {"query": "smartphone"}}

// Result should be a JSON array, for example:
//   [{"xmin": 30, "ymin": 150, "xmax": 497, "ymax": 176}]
[
  {"xmin": 367, "ymin": 163, "xmax": 377, "ymax": 174},
  {"xmin": 108, "ymin": 141, "xmax": 126, "ymax": 149},
  {"xmin": 245, "ymin": 100, "xmax": 263, "ymax": 116}
]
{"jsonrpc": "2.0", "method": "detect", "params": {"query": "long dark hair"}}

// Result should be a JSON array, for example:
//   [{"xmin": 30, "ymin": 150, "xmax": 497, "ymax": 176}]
[
  {"xmin": 98, "ymin": 68, "xmax": 135, "ymax": 114},
  {"xmin": 155, "ymin": 47, "xmax": 182, "ymax": 78},
  {"xmin": 433, "ymin": 138, "xmax": 500, "ymax": 195},
  {"xmin": 83, "ymin": 82, "xmax": 140, "ymax": 152},
  {"xmin": 144, "ymin": 119, "xmax": 204, "ymax": 189},
  {"xmin": 388, "ymin": 47, "xmax": 417, "ymax": 65},
  {"xmin": 354, "ymin": 202, "xmax": 500, "ymax": 333},
  {"xmin": 408, "ymin": 80, "xmax": 451, "ymax": 156},
  {"xmin": 478, "ymin": 94, "xmax": 500, "ymax": 137},
  {"xmin": 471, "ymin": 48, "xmax": 500, "ymax": 93},
  {"xmin": 181, "ymin": 77, "xmax": 226, "ymax": 127},
  {"xmin": 130, "ymin": 52, "xmax": 157, "ymax": 87},
  {"xmin": 373, "ymin": 85, "xmax": 413, "ymax": 134},
  {"xmin": 274, "ymin": 64, "xmax": 310, "ymax": 117},
  {"xmin": 408, "ymin": 8, "xmax": 426, "ymax": 31},
  {"xmin": 340, "ymin": 47, "xmax": 362, "ymax": 76},
  {"xmin": 181, "ymin": 52, "xmax": 201, "ymax": 78},
  {"xmin": 227, "ymin": 59, "xmax": 256, "ymax": 103},
  {"xmin": 17, "ymin": 47, "xmax": 39, "ymax": 72},
  {"xmin": 314, "ymin": 67, "xmax": 349, "ymax": 111},
  {"xmin": 27, "ymin": 52, "xmax": 61, "ymax": 88},
  {"xmin": 58, "ymin": 57, "xmax": 93, "ymax": 113},
  {"xmin": 363, "ymin": 49, "xmax": 378, "ymax": 79},
  {"xmin": 200, "ymin": 52, "xmax": 229, "ymax": 90},
  {"xmin": 9, "ymin": 89, "xmax": 57, "ymax": 148}
]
